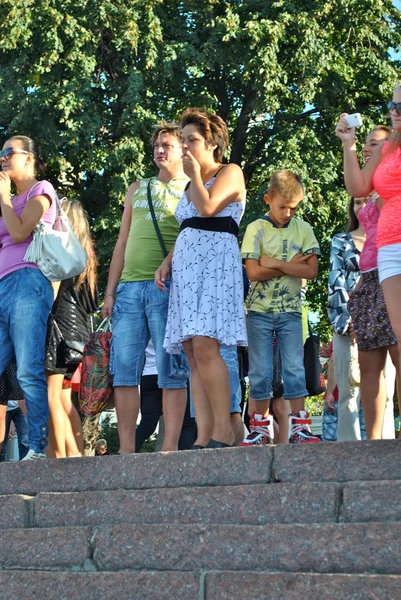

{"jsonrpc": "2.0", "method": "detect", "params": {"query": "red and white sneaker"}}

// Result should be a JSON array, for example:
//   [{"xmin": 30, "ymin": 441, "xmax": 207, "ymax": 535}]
[
  {"xmin": 289, "ymin": 411, "xmax": 321, "ymax": 443},
  {"xmin": 239, "ymin": 412, "xmax": 274, "ymax": 446}
]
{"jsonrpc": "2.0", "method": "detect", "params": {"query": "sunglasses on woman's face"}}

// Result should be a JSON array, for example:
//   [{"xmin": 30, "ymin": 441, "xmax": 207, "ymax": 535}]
[
  {"xmin": 0, "ymin": 148, "xmax": 30, "ymax": 161},
  {"xmin": 388, "ymin": 101, "xmax": 401, "ymax": 116}
]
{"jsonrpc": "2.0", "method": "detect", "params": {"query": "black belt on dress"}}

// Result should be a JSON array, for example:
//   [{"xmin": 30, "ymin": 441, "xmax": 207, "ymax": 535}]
[{"xmin": 179, "ymin": 216, "xmax": 239, "ymax": 237}]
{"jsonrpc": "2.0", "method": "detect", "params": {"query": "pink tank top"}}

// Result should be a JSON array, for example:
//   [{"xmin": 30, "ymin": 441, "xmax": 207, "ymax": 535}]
[
  {"xmin": 373, "ymin": 142, "xmax": 401, "ymax": 248},
  {"xmin": 358, "ymin": 193, "xmax": 379, "ymax": 272}
]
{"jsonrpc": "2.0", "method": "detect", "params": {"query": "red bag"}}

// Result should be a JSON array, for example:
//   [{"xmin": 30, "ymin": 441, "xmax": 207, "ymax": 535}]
[{"xmin": 79, "ymin": 319, "xmax": 113, "ymax": 416}]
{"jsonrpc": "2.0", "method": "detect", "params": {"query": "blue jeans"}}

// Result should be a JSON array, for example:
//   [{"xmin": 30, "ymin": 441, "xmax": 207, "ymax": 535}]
[
  {"xmin": 111, "ymin": 280, "xmax": 188, "ymax": 389},
  {"xmin": 0, "ymin": 407, "xmax": 29, "ymax": 460},
  {"xmin": 219, "ymin": 346, "xmax": 242, "ymax": 413},
  {"xmin": 0, "ymin": 268, "xmax": 53, "ymax": 453},
  {"xmin": 247, "ymin": 311, "xmax": 308, "ymax": 400},
  {"xmin": 322, "ymin": 401, "xmax": 367, "ymax": 442}
]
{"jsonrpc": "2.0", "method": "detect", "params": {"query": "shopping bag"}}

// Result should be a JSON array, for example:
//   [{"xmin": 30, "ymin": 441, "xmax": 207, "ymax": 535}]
[{"xmin": 79, "ymin": 319, "xmax": 113, "ymax": 416}]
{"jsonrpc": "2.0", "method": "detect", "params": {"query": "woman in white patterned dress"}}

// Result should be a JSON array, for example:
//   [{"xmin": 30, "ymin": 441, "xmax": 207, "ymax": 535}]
[{"xmin": 155, "ymin": 108, "xmax": 247, "ymax": 449}]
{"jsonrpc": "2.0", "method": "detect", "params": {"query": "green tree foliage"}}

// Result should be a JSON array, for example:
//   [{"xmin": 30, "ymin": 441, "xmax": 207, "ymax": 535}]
[{"xmin": 0, "ymin": 0, "xmax": 400, "ymax": 337}]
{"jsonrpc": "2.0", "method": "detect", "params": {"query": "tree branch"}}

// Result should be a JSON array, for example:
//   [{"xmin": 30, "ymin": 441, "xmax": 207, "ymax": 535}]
[{"xmin": 229, "ymin": 81, "xmax": 258, "ymax": 166}]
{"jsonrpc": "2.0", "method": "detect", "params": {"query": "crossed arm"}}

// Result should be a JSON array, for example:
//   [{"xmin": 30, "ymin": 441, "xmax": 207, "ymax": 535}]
[{"xmin": 245, "ymin": 253, "xmax": 318, "ymax": 282}]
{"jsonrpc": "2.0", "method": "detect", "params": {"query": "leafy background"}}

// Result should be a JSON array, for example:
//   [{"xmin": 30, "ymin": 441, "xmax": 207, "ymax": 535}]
[{"xmin": 0, "ymin": 0, "xmax": 400, "ymax": 339}]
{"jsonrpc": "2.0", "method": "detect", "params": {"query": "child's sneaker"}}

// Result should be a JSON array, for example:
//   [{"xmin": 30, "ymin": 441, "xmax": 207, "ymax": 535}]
[
  {"xmin": 21, "ymin": 449, "xmax": 47, "ymax": 461},
  {"xmin": 239, "ymin": 412, "xmax": 274, "ymax": 446},
  {"xmin": 289, "ymin": 411, "xmax": 321, "ymax": 443}
]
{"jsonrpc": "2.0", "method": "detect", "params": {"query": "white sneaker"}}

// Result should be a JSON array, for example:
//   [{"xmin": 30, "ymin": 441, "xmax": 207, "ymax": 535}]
[{"xmin": 22, "ymin": 449, "xmax": 47, "ymax": 461}]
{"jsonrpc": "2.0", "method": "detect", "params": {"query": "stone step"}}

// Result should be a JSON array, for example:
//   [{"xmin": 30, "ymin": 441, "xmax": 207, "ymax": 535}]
[
  {"xmin": 0, "ymin": 446, "xmax": 271, "ymax": 496},
  {"xmin": 33, "ymin": 482, "xmax": 340, "ymax": 528},
  {"xmin": 274, "ymin": 438, "xmax": 401, "ymax": 483},
  {"xmin": 92, "ymin": 522, "xmax": 401, "ymax": 574},
  {"xmin": 1, "ymin": 440, "xmax": 401, "ymax": 496},
  {"xmin": 0, "ymin": 571, "xmax": 400, "ymax": 600},
  {"xmin": 1, "ymin": 522, "xmax": 401, "ymax": 574},
  {"xmin": 0, "ymin": 571, "xmax": 199, "ymax": 600},
  {"xmin": 3, "ymin": 480, "xmax": 401, "ymax": 530}
]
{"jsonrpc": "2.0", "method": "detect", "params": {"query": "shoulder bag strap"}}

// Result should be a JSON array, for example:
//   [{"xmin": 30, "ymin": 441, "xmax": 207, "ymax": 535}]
[{"xmin": 147, "ymin": 180, "xmax": 168, "ymax": 258}]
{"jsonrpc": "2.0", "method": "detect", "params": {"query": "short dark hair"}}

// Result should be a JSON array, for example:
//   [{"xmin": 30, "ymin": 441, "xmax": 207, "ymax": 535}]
[
  {"xmin": 180, "ymin": 108, "xmax": 229, "ymax": 162},
  {"xmin": 150, "ymin": 120, "xmax": 182, "ymax": 148}
]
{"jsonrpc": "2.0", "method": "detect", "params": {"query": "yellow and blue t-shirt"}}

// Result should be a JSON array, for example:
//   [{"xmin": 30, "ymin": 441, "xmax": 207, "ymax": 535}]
[{"xmin": 241, "ymin": 214, "xmax": 320, "ymax": 314}]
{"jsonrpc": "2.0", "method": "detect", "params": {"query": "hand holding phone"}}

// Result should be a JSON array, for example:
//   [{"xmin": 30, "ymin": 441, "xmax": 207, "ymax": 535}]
[{"xmin": 343, "ymin": 113, "xmax": 363, "ymax": 129}]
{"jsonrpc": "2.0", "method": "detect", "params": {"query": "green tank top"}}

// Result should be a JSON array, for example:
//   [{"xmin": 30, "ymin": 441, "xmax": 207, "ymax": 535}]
[{"xmin": 120, "ymin": 176, "xmax": 188, "ymax": 282}]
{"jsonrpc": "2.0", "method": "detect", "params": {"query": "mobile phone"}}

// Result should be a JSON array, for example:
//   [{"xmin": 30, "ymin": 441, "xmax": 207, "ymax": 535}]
[{"xmin": 344, "ymin": 113, "xmax": 363, "ymax": 128}]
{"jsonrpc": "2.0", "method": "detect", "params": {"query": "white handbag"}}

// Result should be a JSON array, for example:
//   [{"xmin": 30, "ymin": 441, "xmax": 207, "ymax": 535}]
[{"xmin": 23, "ymin": 185, "xmax": 87, "ymax": 282}]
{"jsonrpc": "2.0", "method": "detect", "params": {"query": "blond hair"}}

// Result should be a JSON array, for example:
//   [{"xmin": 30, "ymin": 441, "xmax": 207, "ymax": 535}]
[
  {"xmin": 61, "ymin": 198, "xmax": 98, "ymax": 296},
  {"xmin": 268, "ymin": 170, "xmax": 304, "ymax": 200},
  {"xmin": 150, "ymin": 120, "xmax": 182, "ymax": 148}
]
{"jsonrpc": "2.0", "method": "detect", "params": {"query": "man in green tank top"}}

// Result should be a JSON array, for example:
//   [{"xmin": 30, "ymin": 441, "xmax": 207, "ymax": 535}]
[{"xmin": 102, "ymin": 122, "xmax": 189, "ymax": 454}]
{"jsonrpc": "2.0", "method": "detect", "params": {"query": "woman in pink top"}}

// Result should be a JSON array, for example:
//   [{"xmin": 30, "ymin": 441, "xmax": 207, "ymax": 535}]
[
  {"xmin": 0, "ymin": 135, "xmax": 56, "ymax": 460},
  {"xmin": 347, "ymin": 126, "xmax": 398, "ymax": 439},
  {"xmin": 336, "ymin": 85, "xmax": 401, "ymax": 385}
]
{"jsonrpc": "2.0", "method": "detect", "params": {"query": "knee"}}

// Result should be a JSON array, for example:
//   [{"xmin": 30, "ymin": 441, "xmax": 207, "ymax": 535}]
[
  {"xmin": 358, "ymin": 353, "xmax": 385, "ymax": 375},
  {"xmin": 192, "ymin": 340, "xmax": 219, "ymax": 366},
  {"xmin": 274, "ymin": 400, "xmax": 290, "ymax": 419}
]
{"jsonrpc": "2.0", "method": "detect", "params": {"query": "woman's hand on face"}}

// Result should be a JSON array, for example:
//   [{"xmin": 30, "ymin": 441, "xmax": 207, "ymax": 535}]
[
  {"xmin": 335, "ymin": 113, "xmax": 356, "ymax": 146},
  {"xmin": 182, "ymin": 149, "xmax": 201, "ymax": 179},
  {"xmin": 155, "ymin": 259, "xmax": 171, "ymax": 292},
  {"xmin": 0, "ymin": 172, "xmax": 11, "ymax": 200}
]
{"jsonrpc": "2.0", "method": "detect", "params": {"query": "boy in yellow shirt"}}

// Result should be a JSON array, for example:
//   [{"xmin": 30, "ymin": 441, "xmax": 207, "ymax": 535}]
[{"xmin": 241, "ymin": 170, "xmax": 321, "ymax": 444}]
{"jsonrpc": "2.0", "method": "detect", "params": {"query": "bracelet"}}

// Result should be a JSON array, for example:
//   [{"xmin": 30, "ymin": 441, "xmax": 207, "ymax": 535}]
[{"xmin": 105, "ymin": 293, "xmax": 116, "ymax": 300}]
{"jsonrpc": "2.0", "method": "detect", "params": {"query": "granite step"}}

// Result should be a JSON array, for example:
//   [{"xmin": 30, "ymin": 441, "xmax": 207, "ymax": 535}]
[
  {"xmin": 1, "ymin": 522, "xmax": 401, "ymax": 574},
  {"xmin": 1, "ymin": 571, "xmax": 400, "ymax": 600},
  {"xmin": 32, "ymin": 479, "xmax": 401, "ymax": 528},
  {"xmin": 1, "ymin": 440, "xmax": 401, "ymax": 497},
  {"xmin": 92, "ymin": 522, "xmax": 401, "ymax": 574},
  {"xmin": 2, "ymin": 479, "xmax": 401, "ymax": 530},
  {"xmin": 33, "ymin": 482, "xmax": 340, "ymax": 528}
]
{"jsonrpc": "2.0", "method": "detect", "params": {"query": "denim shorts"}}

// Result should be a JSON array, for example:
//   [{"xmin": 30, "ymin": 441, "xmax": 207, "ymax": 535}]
[
  {"xmin": 220, "ymin": 345, "xmax": 242, "ymax": 413},
  {"xmin": 247, "ymin": 311, "xmax": 308, "ymax": 400},
  {"xmin": 110, "ymin": 280, "xmax": 187, "ymax": 389}
]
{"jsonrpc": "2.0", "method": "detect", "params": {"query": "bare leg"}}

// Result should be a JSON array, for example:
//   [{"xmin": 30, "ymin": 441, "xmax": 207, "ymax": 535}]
[
  {"xmin": 273, "ymin": 398, "xmax": 291, "ymax": 444},
  {"xmin": 46, "ymin": 372, "xmax": 67, "ymax": 458},
  {"xmin": 0, "ymin": 404, "xmax": 7, "ymax": 455},
  {"xmin": 389, "ymin": 343, "xmax": 400, "ymax": 400},
  {"xmin": 161, "ymin": 387, "xmax": 187, "ymax": 452},
  {"xmin": 192, "ymin": 336, "xmax": 234, "ymax": 446},
  {"xmin": 381, "ymin": 274, "xmax": 401, "ymax": 377},
  {"xmin": 60, "ymin": 387, "xmax": 84, "ymax": 455},
  {"xmin": 358, "ymin": 348, "xmax": 387, "ymax": 439},
  {"xmin": 247, "ymin": 397, "xmax": 270, "ymax": 417},
  {"xmin": 289, "ymin": 397, "xmax": 305, "ymax": 415},
  {"xmin": 184, "ymin": 340, "xmax": 213, "ymax": 446},
  {"xmin": 114, "ymin": 385, "xmax": 139, "ymax": 454},
  {"xmin": 230, "ymin": 413, "xmax": 244, "ymax": 445}
]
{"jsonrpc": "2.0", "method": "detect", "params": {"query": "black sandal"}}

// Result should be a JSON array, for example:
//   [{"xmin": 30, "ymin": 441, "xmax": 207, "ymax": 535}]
[{"xmin": 206, "ymin": 439, "xmax": 236, "ymax": 449}]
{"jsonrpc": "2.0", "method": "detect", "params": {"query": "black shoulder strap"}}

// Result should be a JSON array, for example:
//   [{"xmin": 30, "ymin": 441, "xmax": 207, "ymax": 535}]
[{"xmin": 147, "ymin": 180, "xmax": 168, "ymax": 258}]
